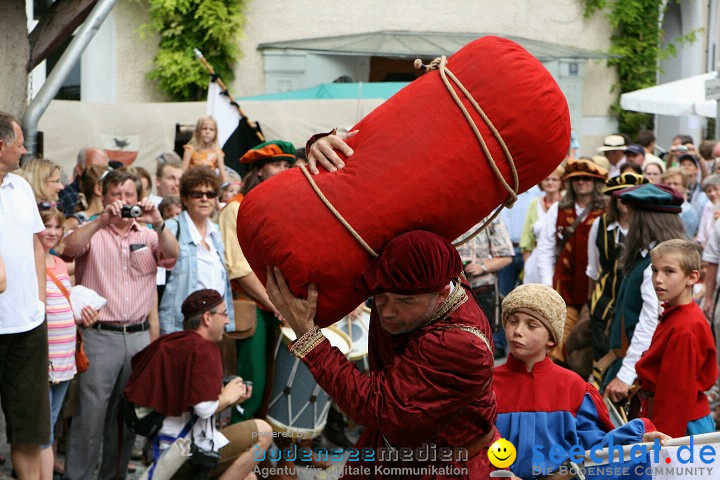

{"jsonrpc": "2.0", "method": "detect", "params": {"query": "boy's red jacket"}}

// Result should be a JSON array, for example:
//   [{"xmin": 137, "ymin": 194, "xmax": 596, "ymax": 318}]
[{"xmin": 635, "ymin": 301, "xmax": 717, "ymax": 437}]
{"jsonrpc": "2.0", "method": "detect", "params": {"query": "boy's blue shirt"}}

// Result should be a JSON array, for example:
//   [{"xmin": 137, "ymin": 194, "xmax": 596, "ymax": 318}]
[{"xmin": 494, "ymin": 355, "xmax": 652, "ymax": 479}]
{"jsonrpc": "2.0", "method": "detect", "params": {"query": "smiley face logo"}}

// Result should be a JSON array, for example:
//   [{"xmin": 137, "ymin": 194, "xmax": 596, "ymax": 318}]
[{"xmin": 488, "ymin": 438, "xmax": 517, "ymax": 469}]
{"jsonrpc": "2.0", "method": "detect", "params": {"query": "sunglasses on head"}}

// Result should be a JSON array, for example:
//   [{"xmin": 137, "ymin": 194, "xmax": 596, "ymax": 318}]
[
  {"xmin": 37, "ymin": 201, "xmax": 55, "ymax": 211},
  {"xmin": 188, "ymin": 190, "xmax": 218, "ymax": 199}
]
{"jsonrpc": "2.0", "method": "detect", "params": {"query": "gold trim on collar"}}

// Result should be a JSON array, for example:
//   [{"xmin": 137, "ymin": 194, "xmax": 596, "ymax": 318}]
[{"xmin": 421, "ymin": 280, "xmax": 468, "ymax": 328}]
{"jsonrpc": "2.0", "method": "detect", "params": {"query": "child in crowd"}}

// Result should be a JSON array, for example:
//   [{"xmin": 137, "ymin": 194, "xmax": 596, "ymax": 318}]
[
  {"xmin": 158, "ymin": 195, "xmax": 182, "ymax": 220},
  {"xmin": 219, "ymin": 179, "xmax": 242, "ymax": 211},
  {"xmin": 635, "ymin": 239, "xmax": 718, "ymax": 437},
  {"xmin": 220, "ymin": 180, "xmax": 242, "ymax": 204},
  {"xmin": 182, "ymin": 115, "xmax": 229, "ymax": 183},
  {"xmin": 38, "ymin": 207, "xmax": 99, "ymax": 480},
  {"xmin": 493, "ymin": 284, "xmax": 669, "ymax": 479}
]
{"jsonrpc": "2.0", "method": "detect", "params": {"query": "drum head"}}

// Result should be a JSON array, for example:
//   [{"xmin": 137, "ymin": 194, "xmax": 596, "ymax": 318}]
[{"xmin": 335, "ymin": 310, "xmax": 370, "ymax": 362}]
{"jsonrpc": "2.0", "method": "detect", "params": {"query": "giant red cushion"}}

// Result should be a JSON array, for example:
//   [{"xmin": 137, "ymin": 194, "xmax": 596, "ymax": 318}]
[{"xmin": 238, "ymin": 36, "xmax": 570, "ymax": 327}]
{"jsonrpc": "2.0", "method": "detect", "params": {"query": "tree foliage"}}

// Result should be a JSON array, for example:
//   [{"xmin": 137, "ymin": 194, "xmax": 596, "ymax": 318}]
[
  {"xmin": 137, "ymin": 0, "xmax": 247, "ymax": 101},
  {"xmin": 582, "ymin": 0, "xmax": 701, "ymax": 136}
]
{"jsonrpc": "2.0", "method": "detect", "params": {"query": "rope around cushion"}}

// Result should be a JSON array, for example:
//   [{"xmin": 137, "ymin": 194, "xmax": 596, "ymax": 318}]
[
  {"xmin": 298, "ymin": 55, "xmax": 519, "ymax": 257},
  {"xmin": 299, "ymin": 163, "xmax": 379, "ymax": 257},
  {"xmin": 415, "ymin": 56, "xmax": 519, "ymax": 247}
]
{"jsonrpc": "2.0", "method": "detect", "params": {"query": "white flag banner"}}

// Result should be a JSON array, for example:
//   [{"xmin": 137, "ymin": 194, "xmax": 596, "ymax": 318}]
[{"xmin": 206, "ymin": 81, "xmax": 240, "ymax": 149}]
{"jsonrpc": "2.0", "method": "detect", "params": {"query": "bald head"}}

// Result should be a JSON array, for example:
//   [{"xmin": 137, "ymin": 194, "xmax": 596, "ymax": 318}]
[
  {"xmin": 74, "ymin": 147, "xmax": 109, "ymax": 179},
  {"xmin": 712, "ymin": 142, "xmax": 720, "ymax": 160}
]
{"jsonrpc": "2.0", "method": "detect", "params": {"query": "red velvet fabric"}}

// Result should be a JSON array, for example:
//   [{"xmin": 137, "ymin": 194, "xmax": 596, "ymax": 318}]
[
  {"xmin": 356, "ymin": 231, "xmax": 462, "ymax": 296},
  {"xmin": 124, "ymin": 331, "xmax": 223, "ymax": 417},
  {"xmin": 237, "ymin": 36, "xmax": 570, "ymax": 326},
  {"xmin": 301, "ymin": 283, "xmax": 497, "ymax": 479}
]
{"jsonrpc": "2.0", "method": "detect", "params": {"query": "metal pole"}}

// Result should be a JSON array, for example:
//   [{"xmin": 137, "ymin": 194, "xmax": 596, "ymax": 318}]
[{"xmin": 22, "ymin": 0, "xmax": 117, "ymax": 159}]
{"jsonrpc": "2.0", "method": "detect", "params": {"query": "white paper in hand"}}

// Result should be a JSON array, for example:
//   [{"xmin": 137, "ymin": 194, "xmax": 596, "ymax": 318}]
[{"xmin": 70, "ymin": 286, "xmax": 107, "ymax": 321}]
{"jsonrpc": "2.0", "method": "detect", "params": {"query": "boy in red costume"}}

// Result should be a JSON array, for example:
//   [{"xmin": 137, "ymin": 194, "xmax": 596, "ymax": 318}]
[
  {"xmin": 635, "ymin": 239, "xmax": 718, "ymax": 437},
  {"xmin": 493, "ymin": 284, "xmax": 668, "ymax": 479}
]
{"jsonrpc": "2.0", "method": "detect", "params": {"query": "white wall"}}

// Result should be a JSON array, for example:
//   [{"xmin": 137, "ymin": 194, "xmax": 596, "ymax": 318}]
[
  {"xmin": 51, "ymin": 0, "xmax": 622, "ymax": 152},
  {"xmin": 657, "ymin": 0, "xmax": 708, "ymax": 149}
]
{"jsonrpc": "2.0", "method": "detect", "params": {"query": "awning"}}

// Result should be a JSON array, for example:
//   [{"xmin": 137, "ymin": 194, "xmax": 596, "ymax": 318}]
[
  {"xmin": 240, "ymin": 82, "xmax": 408, "ymax": 101},
  {"xmin": 258, "ymin": 30, "xmax": 612, "ymax": 61},
  {"xmin": 620, "ymin": 72, "xmax": 718, "ymax": 118}
]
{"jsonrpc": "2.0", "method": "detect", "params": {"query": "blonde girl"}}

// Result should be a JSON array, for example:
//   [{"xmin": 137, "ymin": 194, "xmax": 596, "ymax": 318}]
[
  {"xmin": 181, "ymin": 115, "xmax": 228, "ymax": 183},
  {"xmin": 22, "ymin": 157, "xmax": 64, "ymax": 203}
]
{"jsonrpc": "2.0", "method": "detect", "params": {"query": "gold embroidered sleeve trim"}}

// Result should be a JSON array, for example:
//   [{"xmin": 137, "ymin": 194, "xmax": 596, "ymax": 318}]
[{"xmin": 289, "ymin": 326, "xmax": 327, "ymax": 359}]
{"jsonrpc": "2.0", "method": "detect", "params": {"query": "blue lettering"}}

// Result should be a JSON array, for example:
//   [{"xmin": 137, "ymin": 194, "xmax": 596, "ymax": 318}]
[
  {"xmin": 347, "ymin": 448, "xmax": 360, "ymax": 461},
  {"xmin": 629, "ymin": 444, "xmax": 647, "ymax": 464},
  {"xmin": 284, "ymin": 443, "xmax": 297, "ymax": 461},
  {"xmin": 329, "ymin": 448, "xmax": 344, "ymax": 462},
  {"xmin": 269, "ymin": 447, "xmax": 281, "ymax": 461},
  {"xmin": 700, "ymin": 445, "xmax": 715, "ymax": 464},
  {"xmin": 568, "ymin": 445, "xmax": 584, "ymax": 462},
  {"xmin": 298, "ymin": 447, "xmax": 312, "ymax": 462},
  {"xmin": 252, "ymin": 445, "xmax": 265, "ymax": 461},
  {"xmin": 532, "ymin": 445, "xmax": 545, "ymax": 464},
  {"xmin": 678, "ymin": 436, "xmax": 694, "ymax": 464},
  {"xmin": 361, "ymin": 447, "xmax": 375, "ymax": 461},
  {"xmin": 590, "ymin": 443, "xmax": 604, "ymax": 464},
  {"xmin": 651, "ymin": 439, "xmax": 662, "ymax": 463},
  {"xmin": 549, "ymin": 444, "xmax": 565, "ymax": 464},
  {"xmin": 607, "ymin": 437, "xmax": 624, "ymax": 464}
]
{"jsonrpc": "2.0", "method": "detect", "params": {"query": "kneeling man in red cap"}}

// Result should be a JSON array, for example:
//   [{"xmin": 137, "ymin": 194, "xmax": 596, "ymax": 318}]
[{"xmin": 267, "ymin": 231, "xmax": 497, "ymax": 479}]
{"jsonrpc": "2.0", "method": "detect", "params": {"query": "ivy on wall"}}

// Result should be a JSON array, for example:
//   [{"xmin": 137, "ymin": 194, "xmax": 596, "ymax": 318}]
[
  {"xmin": 136, "ymin": 0, "xmax": 247, "ymax": 101},
  {"xmin": 583, "ymin": 0, "xmax": 700, "ymax": 136}
]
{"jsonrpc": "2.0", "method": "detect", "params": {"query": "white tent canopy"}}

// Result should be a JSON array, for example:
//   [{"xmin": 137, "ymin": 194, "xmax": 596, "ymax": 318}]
[{"xmin": 620, "ymin": 72, "xmax": 718, "ymax": 118}]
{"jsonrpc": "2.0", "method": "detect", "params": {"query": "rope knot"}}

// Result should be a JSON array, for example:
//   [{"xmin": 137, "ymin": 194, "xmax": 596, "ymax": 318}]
[
  {"xmin": 414, "ymin": 56, "xmax": 445, "ymax": 72},
  {"xmin": 503, "ymin": 192, "xmax": 518, "ymax": 209}
]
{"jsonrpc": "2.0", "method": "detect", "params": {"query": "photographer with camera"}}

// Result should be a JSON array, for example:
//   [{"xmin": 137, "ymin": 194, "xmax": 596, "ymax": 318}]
[
  {"xmin": 125, "ymin": 289, "xmax": 272, "ymax": 479},
  {"xmin": 62, "ymin": 169, "xmax": 179, "ymax": 479}
]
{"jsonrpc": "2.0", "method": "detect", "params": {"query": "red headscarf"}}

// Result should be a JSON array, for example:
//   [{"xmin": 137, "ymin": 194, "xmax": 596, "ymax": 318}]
[{"xmin": 355, "ymin": 230, "xmax": 462, "ymax": 296}]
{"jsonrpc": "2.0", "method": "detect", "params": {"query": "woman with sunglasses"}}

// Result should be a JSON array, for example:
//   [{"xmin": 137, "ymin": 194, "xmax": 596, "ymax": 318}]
[{"xmin": 158, "ymin": 167, "xmax": 234, "ymax": 334}]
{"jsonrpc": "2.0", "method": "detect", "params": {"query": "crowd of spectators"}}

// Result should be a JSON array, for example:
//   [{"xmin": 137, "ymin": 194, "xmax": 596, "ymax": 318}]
[{"xmin": 4, "ymin": 105, "xmax": 720, "ymax": 479}]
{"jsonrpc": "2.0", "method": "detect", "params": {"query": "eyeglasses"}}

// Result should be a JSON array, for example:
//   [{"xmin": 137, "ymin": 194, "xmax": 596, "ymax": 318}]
[
  {"xmin": 210, "ymin": 310, "xmax": 229, "ymax": 318},
  {"xmin": 188, "ymin": 190, "xmax": 218, "ymax": 199},
  {"xmin": 37, "ymin": 201, "xmax": 55, "ymax": 211},
  {"xmin": 572, "ymin": 176, "xmax": 595, "ymax": 182}
]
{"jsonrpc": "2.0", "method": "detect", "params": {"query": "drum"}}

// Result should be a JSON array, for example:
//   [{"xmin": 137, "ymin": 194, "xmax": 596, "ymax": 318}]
[
  {"xmin": 335, "ymin": 306, "xmax": 371, "ymax": 372},
  {"xmin": 266, "ymin": 326, "xmax": 352, "ymax": 438}
]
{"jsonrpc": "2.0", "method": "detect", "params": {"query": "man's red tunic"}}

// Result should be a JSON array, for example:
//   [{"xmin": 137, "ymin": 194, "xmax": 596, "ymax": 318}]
[{"xmin": 300, "ymin": 282, "xmax": 497, "ymax": 479}]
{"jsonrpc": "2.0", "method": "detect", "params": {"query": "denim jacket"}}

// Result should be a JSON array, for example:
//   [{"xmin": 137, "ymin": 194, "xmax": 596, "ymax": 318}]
[{"xmin": 158, "ymin": 212, "xmax": 235, "ymax": 334}]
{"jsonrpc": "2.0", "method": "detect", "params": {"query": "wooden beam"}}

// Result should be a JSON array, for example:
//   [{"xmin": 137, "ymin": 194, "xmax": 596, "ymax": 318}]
[{"xmin": 28, "ymin": 0, "xmax": 98, "ymax": 71}]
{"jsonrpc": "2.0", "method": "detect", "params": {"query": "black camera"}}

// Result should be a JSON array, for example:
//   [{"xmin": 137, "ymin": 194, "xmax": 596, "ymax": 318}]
[
  {"xmin": 121, "ymin": 205, "xmax": 142, "ymax": 218},
  {"xmin": 222, "ymin": 375, "xmax": 252, "ymax": 389},
  {"xmin": 189, "ymin": 442, "xmax": 220, "ymax": 479}
]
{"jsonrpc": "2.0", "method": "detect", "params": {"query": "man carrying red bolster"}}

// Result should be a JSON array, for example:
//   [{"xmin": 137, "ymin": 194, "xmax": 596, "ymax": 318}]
[{"xmin": 266, "ymin": 230, "xmax": 498, "ymax": 479}]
